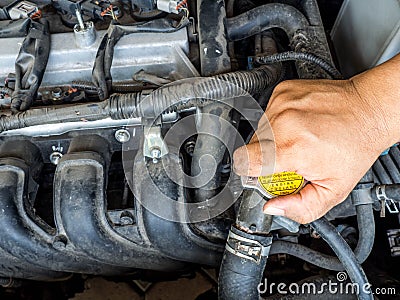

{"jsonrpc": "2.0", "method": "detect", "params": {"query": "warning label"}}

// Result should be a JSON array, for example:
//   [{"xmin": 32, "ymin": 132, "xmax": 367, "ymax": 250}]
[{"xmin": 258, "ymin": 172, "xmax": 305, "ymax": 197}]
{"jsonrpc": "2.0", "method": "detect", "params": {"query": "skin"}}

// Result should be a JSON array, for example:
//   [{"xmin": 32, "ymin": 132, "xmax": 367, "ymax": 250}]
[{"xmin": 233, "ymin": 54, "xmax": 400, "ymax": 224}]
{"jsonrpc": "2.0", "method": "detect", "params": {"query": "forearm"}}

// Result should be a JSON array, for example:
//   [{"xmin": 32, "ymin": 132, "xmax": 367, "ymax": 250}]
[{"xmin": 351, "ymin": 54, "xmax": 400, "ymax": 148}]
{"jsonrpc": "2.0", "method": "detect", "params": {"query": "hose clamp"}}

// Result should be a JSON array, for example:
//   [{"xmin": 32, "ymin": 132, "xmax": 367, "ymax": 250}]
[
  {"xmin": 376, "ymin": 185, "xmax": 399, "ymax": 216},
  {"xmin": 225, "ymin": 230, "xmax": 271, "ymax": 264}
]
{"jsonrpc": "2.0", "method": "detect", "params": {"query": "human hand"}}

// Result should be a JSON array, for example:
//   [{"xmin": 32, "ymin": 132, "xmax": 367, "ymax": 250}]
[{"xmin": 233, "ymin": 77, "xmax": 396, "ymax": 224}]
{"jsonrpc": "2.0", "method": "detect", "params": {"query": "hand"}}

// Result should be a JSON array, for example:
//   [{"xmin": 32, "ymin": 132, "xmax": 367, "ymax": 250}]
[{"xmin": 233, "ymin": 78, "xmax": 395, "ymax": 224}]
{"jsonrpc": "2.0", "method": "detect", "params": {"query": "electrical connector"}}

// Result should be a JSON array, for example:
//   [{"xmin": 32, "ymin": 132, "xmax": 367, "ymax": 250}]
[{"xmin": 8, "ymin": 1, "xmax": 38, "ymax": 20}]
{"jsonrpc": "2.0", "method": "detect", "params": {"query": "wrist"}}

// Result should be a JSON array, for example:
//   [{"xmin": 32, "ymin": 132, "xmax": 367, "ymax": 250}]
[{"xmin": 349, "ymin": 71, "xmax": 400, "ymax": 151}]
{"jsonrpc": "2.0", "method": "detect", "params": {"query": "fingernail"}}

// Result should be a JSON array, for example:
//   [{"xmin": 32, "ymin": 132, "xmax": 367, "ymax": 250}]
[{"xmin": 263, "ymin": 206, "xmax": 285, "ymax": 216}]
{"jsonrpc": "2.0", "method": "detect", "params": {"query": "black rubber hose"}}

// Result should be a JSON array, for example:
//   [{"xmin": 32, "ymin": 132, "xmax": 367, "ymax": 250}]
[
  {"xmin": 191, "ymin": 0, "xmax": 232, "ymax": 207},
  {"xmin": 218, "ymin": 227, "xmax": 273, "ymax": 300},
  {"xmin": 224, "ymin": 2, "xmax": 336, "ymax": 80},
  {"xmin": 310, "ymin": 217, "xmax": 373, "ymax": 300},
  {"xmin": 256, "ymin": 51, "xmax": 342, "ymax": 79},
  {"xmin": 270, "ymin": 241, "xmax": 346, "ymax": 271},
  {"xmin": 353, "ymin": 204, "xmax": 375, "ymax": 264},
  {"xmin": 269, "ymin": 204, "xmax": 375, "ymax": 271},
  {"xmin": 225, "ymin": 3, "xmax": 309, "ymax": 41}
]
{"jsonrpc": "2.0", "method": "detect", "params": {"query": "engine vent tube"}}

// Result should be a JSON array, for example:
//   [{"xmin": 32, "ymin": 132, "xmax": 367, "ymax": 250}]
[
  {"xmin": 225, "ymin": 3, "xmax": 308, "ymax": 41},
  {"xmin": 269, "ymin": 202, "xmax": 375, "ymax": 271},
  {"xmin": 311, "ymin": 217, "xmax": 373, "ymax": 300}
]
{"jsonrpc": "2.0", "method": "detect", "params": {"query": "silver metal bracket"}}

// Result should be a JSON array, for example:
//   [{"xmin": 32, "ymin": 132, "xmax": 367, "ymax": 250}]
[
  {"xmin": 143, "ymin": 126, "xmax": 169, "ymax": 163},
  {"xmin": 241, "ymin": 176, "xmax": 272, "ymax": 199}
]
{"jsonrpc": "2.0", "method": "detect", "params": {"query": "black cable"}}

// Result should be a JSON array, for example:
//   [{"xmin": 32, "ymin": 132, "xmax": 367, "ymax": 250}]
[
  {"xmin": 270, "ymin": 241, "xmax": 345, "ymax": 271},
  {"xmin": 256, "ymin": 51, "xmax": 343, "ymax": 79}
]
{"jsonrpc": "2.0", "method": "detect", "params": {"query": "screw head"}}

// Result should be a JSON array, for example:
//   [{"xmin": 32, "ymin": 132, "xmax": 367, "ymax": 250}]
[
  {"xmin": 49, "ymin": 152, "xmax": 63, "ymax": 165},
  {"xmin": 184, "ymin": 140, "xmax": 196, "ymax": 156},
  {"xmin": 120, "ymin": 211, "xmax": 135, "ymax": 225},
  {"xmin": 51, "ymin": 87, "xmax": 63, "ymax": 99},
  {"xmin": 53, "ymin": 235, "xmax": 68, "ymax": 250},
  {"xmin": 115, "ymin": 129, "xmax": 131, "ymax": 143},
  {"xmin": 150, "ymin": 147, "xmax": 161, "ymax": 163}
]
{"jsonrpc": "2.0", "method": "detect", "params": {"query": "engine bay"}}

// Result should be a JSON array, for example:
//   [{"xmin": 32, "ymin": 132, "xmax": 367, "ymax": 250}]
[{"xmin": 0, "ymin": 0, "xmax": 400, "ymax": 299}]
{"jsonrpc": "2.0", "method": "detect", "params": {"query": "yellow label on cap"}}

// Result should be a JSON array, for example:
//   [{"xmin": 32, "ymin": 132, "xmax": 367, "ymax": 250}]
[{"xmin": 258, "ymin": 172, "xmax": 305, "ymax": 197}]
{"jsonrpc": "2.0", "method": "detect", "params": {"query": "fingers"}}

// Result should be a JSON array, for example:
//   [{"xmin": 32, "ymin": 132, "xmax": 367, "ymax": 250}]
[
  {"xmin": 233, "ymin": 139, "xmax": 276, "ymax": 176},
  {"xmin": 262, "ymin": 183, "xmax": 341, "ymax": 224},
  {"xmin": 233, "ymin": 136, "xmax": 299, "ymax": 176}
]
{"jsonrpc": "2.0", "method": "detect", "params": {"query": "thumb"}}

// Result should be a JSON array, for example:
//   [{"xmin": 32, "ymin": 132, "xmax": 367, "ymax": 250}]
[
  {"xmin": 233, "ymin": 140, "xmax": 275, "ymax": 176},
  {"xmin": 262, "ymin": 183, "xmax": 337, "ymax": 224}
]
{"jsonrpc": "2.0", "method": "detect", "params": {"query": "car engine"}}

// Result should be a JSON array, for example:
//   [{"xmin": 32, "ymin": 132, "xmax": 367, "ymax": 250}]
[{"xmin": 0, "ymin": 0, "xmax": 400, "ymax": 299}]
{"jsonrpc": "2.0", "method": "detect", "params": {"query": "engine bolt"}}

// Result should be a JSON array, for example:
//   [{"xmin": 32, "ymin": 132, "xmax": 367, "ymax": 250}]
[
  {"xmin": 115, "ymin": 129, "xmax": 131, "ymax": 143},
  {"xmin": 184, "ymin": 140, "xmax": 196, "ymax": 156},
  {"xmin": 120, "ymin": 211, "xmax": 135, "ymax": 225},
  {"xmin": 150, "ymin": 147, "xmax": 161, "ymax": 164},
  {"xmin": 53, "ymin": 235, "xmax": 68, "ymax": 250},
  {"xmin": 51, "ymin": 87, "xmax": 63, "ymax": 99},
  {"xmin": 49, "ymin": 145, "xmax": 63, "ymax": 166},
  {"xmin": 75, "ymin": 8, "xmax": 85, "ymax": 31}
]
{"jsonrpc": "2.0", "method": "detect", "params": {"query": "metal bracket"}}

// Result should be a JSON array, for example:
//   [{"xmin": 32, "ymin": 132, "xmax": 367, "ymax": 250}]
[
  {"xmin": 225, "ymin": 230, "xmax": 271, "ymax": 264},
  {"xmin": 188, "ymin": 17, "xmax": 198, "ymax": 42},
  {"xmin": 241, "ymin": 176, "xmax": 272, "ymax": 199},
  {"xmin": 143, "ymin": 126, "xmax": 169, "ymax": 163}
]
